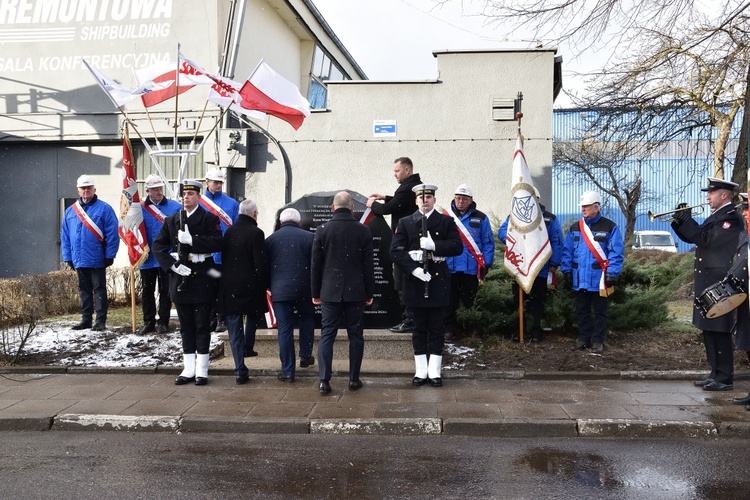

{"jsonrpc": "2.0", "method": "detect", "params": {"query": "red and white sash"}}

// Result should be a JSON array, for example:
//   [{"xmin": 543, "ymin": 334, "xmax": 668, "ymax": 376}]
[
  {"xmin": 142, "ymin": 201, "xmax": 167, "ymax": 224},
  {"xmin": 72, "ymin": 201, "xmax": 104, "ymax": 242},
  {"xmin": 578, "ymin": 219, "xmax": 613, "ymax": 296},
  {"xmin": 199, "ymin": 195, "xmax": 233, "ymax": 227},
  {"xmin": 265, "ymin": 289, "xmax": 277, "ymax": 328},
  {"xmin": 443, "ymin": 209, "xmax": 486, "ymax": 278},
  {"xmin": 359, "ymin": 207, "xmax": 374, "ymax": 225}
]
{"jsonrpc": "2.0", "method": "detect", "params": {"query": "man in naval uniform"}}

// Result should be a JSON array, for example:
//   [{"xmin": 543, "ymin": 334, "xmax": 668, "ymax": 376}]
[{"xmin": 390, "ymin": 184, "xmax": 463, "ymax": 387}]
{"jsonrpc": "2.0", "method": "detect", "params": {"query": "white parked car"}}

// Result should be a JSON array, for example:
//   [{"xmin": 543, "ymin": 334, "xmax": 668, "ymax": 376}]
[{"xmin": 632, "ymin": 230, "xmax": 678, "ymax": 253}]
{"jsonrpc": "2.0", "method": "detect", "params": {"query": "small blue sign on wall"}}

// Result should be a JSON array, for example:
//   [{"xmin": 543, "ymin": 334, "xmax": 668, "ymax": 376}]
[{"xmin": 373, "ymin": 120, "xmax": 397, "ymax": 137}]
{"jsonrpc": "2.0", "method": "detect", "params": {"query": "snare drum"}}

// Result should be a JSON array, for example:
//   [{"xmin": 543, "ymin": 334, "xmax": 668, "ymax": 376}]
[{"xmin": 695, "ymin": 275, "xmax": 747, "ymax": 319}]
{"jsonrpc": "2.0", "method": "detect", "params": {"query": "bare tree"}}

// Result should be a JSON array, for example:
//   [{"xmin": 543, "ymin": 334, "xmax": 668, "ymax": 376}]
[{"xmin": 554, "ymin": 137, "xmax": 644, "ymax": 242}]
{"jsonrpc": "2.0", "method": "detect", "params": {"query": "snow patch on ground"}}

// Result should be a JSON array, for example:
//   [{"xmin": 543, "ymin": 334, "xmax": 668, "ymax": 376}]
[{"xmin": 444, "ymin": 342, "xmax": 476, "ymax": 370}]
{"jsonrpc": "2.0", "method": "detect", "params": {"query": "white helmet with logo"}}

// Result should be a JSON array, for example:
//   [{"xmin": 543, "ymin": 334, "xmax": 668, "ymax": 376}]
[
  {"xmin": 205, "ymin": 167, "xmax": 225, "ymax": 182},
  {"xmin": 579, "ymin": 190, "xmax": 602, "ymax": 206},
  {"xmin": 144, "ymin": 174, "xmax": 165, "ymax": 189},
  {"xmin": 454, "ymin": 184, "xmax": 473, "ymax": 198},
  {"xmin": 76, "ymin": 174, "xmax": 95, "ymax": 188}
]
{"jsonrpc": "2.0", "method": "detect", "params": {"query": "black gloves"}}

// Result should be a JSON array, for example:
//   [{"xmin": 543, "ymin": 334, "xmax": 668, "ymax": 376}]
[
  {"xmin": 105, "ymin": 258, "xmax": 114, "ymax": 267},
  {"xmin": 673, "ymin": 203, "xmax": 691, "ymax": 223},
  {"xmin": 564, "ymin": 272, "xmax": 573, "ymax": 285},
  {"xmin": 606, "ymin": 274, "xmax": 618, "ymax": 287},
  {"xmin": 65, "ymin": 261, "xmax": 74, "ymax": 271}
]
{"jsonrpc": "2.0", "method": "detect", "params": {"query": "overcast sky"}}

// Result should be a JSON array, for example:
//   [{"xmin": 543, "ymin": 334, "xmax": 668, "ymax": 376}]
[{"xmin": 312, "ymin": 0, "xmax": 604, "ymax": 108}]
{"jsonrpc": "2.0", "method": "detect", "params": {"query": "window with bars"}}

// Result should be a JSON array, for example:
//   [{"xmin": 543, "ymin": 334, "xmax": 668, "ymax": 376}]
[{"xmin": 133, "ymin": 138, "xmax": 205, "ymax": 190}]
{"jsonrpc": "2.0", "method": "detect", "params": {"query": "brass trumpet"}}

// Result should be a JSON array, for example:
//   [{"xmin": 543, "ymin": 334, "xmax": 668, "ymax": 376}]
[{"xmin": 648, "ymin": 204, "xmax": 707, "ymax": 223}]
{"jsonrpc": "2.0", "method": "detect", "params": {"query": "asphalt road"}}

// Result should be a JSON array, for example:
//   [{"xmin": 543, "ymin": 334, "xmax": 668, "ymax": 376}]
[{"xmin": 3, "ymin": 432, "xmax": 749, "ymax": 498}]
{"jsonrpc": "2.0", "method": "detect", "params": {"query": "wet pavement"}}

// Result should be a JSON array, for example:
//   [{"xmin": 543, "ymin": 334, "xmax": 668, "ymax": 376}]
[{"xmin": 1, "ymin": 362, "xmax": 750, "ymax": 437}]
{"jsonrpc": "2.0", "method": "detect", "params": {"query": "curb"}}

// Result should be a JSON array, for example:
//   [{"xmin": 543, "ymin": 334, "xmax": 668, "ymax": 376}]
[{"xmin": 577, "ymin": 419, "xmax": 718, "ymax": 439}]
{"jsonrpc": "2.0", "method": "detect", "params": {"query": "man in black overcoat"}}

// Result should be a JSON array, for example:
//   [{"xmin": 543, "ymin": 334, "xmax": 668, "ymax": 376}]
[
  {"xmin": 367, "ymin": 157, "xmax": 422, "ymax": 333},
  {"xmin": 312, "ymin": 192, "xmax": 375, "ymax": 394},
  {"xmin": 217, "ymin": 198, "xmax": 268, "ymax": 384},
  {"xmin": 672, "ymin": 177, "xmax": 743, "ymax": 391},
  {"xmin": 153, "ymin": 180, "xmax": 223, "ymax": 386},
  {"xmin": 390, "ymin": 184, "xmax": 463, "ymax": 387}
]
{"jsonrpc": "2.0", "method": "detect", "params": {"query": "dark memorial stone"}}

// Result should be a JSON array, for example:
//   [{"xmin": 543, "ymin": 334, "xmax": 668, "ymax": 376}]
[{"xmin": 273, "ymin": 190, "xmax": 402, "ymax": 329}]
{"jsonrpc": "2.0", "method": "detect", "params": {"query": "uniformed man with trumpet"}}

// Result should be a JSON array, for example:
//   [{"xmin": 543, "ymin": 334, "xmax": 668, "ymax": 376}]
[
  {"xmin": 153, "ymin": 180, "xmax": 223, "ymax": 386},
  {"xmin": 671, "ymin": 177, "xmax": 743, "ymax": 392},
  {"xmin": 390, "ymin": 184, "xmax": 463, "ymax": 387}
]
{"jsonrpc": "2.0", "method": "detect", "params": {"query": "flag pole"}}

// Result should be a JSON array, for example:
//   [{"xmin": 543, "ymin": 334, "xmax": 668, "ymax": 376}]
[
  {"xmin": 130, "ymin": 266, "xmax": 136, "ymax": 333},
  {"xmin": 516, "ymin": 103, "xmax": 525, "ymax": 342},
  {"xmin": 173, "ymin": 43, "xmax": 181, "ymax": 152}
]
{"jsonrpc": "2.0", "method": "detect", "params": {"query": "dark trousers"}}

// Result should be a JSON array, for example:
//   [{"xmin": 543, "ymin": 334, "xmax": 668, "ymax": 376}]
[
  {"xmin": 394, "ymin": 266, "xmax": 414, "ymax": 323},
  {"xmin": 512, "ymin": 277, "xmax": 548, "ymax": 335},
  {"xmin": 275, "ymin": 299, "xmax": 315, "ymax": 378},
  {"xmin": 703, "ymin": 330, "xmax": 734, "ymax": 384},
  {"xmin": 175, "ymin": 302, "xmax": 212, "ymax": 354},
  {"xmin": 413, "ymin": 307, "xmax": 445, "ymax": 355},
  {"xmin": 76, "ymin": 267, "xmax": 107, "ymax": 325},
  {"xmin": 225, "ymin": 313, "xmax": 248, "ymax": 377},
  {"xmin": 445, "ymin": 272, "xmax": 479, "ymax": 333},
  {"xmin": 574, "ymin": 290, "xmax": 608, "ymax": 344},
  {"xmin": 140, "ymin": 267, "xmax": 171, "ymax": 326},
  {"xmin": 318, "ymin": 301, "xmax": 364, "ymax": 382}
]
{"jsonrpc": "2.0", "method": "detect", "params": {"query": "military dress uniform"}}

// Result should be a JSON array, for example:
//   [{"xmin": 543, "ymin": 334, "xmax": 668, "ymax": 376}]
[
  {"xmin": 390, "ymin": 184, "xmax": 463, "ymax": 386},
  {"xmin": 672, "ymin": 178, "xmax": 743, "ymax": 390},
  {"xmin": 153, "ymin": 181, "xmax": 223, "ymax": 386}
]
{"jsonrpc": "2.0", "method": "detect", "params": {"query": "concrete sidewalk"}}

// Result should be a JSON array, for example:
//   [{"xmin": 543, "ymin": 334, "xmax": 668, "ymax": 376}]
[{"xmin": 1, "ymin": 364, "xmax": 750, "ymax": 438}]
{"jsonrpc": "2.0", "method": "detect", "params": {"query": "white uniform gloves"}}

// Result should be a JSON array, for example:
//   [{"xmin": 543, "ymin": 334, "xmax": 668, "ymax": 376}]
[
  {"xmin": 171, "ymin": 264, "xmax": 191, "ymax": 276},
  {"xmin": 411, "ymin": 268, "xmax": 431, "ymax": 282},
  {"xmin": 177, "ymin": 225, "xmax": 193, "ymax": 246},
  {"xmin": 419, "ymin": 231, "xmax": 435, "ymax": 251}
]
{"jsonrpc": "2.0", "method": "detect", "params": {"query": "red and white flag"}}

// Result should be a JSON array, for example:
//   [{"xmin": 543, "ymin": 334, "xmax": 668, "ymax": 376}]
[
  {"xmin": 208, "ymin": 74, "xmax": 266, "ymax": 120},
  {"xmin": 239, "ymin": 60, "xmax": 310, "ymax": 130},
  {"xmin": 134, "ymin": 57, "xmax": 213, "ymax": 108},
  {"xmin": 503, "ymin": 137, "xmax": 551, "ymax": 294},
  {"xmin": 83, "ymin": 59, "xmax": 170, "ymax": 108},
  {"xmin": 118, "ymin": 125, "xmax": 150, "ymax": 268}
]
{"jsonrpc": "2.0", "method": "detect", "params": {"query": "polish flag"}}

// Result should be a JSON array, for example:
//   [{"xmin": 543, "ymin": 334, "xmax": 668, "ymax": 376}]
[
  {"xmin": 134, "ymin": 59, "xmax": 212, "ymax": 108},
  {"xmin": 207, "ymin": 75, "xmax": 266, "ymax": 120},
  {"xmin": 239, "ymin": 60, "xmax": 310, "ymax": 130}
]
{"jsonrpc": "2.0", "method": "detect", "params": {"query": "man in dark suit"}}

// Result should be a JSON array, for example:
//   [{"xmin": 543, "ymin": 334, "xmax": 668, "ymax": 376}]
[
  {"xmin": 217, "ymin": 199, "xmax": 268, "ymax": 385},
  {"xmin": 367, "ymin": 157, "xmax": 422, "ymax": 333},
  {"xmin": 153, "ymin": 180, "xmax": 223, "ymax": 386},
  {"xmin": 312, "ymin": 192, "xmax": 375, "ymax": 394},
  {"xmin": 266, "ymin": 207, "xmax": 316, "ymax": 383},
  {"xmin": 391, "ymin": 184, "xmax": 463, "ymax": 387},
  {"xmin": 672, "ymin": 177, "xmax": 743, "ymax": 391}
]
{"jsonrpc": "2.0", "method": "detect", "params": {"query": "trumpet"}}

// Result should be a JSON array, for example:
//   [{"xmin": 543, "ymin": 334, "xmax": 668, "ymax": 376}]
[{"xmin": 648, "ymin": 204, "xmax": 707, "ymax": 223}]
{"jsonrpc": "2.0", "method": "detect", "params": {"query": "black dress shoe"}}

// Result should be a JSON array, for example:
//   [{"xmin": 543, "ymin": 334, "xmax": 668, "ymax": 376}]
[
  {"xmin": 703, "ymin": 381, "xmax": 733, "ymax": 391},
  {"xmin": 156, "ymin": 324, "xmax": 168, "ymax": 334},
  {"xmin": 174, "ymin": 375, "xmax": 194, "ymax": 385},
  {"xmin": 694, "ymin": 378, "xmax": 714, "ymax": 387},
  {"xmin": 412, "ymin": 377, "xmax": 427, "ymax": 387},
  {"xmin": 138, "ymin": 323, "xmax": 156, "ymax": 335},
  {"xmin": 91, "ymin": 323, "xmax": 106, "ymax": 331},
  {"xmin": 389, "ymin": 321, "xmax": 414, "ymax": 333},
  {"xmin": 195, "ymin": 377, "xmax": 208, "ymax": 386},
  {"xmin": 319, "ymin": 381, "xmax": 331, "ymax": 394},
  {"xmin": 731, "ymin": 394, "xmax": 750, "ymax": 405},
  {"xmin": 299, "ymin": 356, "xmax": 315, "ymax": 368},
  {"xmin": 71, "ymin": 321, "xmax": 92, "ymax": 330},
  {"xmin": 570, "ymin": 340, "xmax": 587, "ymax": 351},
  {"xmin": 429, "ymin": 378, "xmax": 443, "ymax": 387},
  {"xmin": 349, "ymin": 380, "xmax": 363, "ymax": 391},
  {"xmin": 236, "ymin": 375, "xmax": 250, "ymax": 385},
  {"xmin": 277, "ymin": 374, "xmax": 295, "ymax": 383},
  {"xmin": 244, "ymin": 349, "xmax": 258, "ymax": 357}
]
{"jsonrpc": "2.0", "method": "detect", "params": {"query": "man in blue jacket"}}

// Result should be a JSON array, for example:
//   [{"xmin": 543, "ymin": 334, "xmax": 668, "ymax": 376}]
[
  {"xmin": 200, "ymin": 167, "xmax": 239, "ymax": 334},
  {"xmin": 444, "ymin": 184, "xmax": 495, "ymax": 341},
  {"xmin": 561, "ymin": 190, "xmax": 624, "ymax": 354},
  {"xmin": 266, "ymin": 208, "xmax": 316, "ymax": 383},
  {"xmin": 139, "ymin": 174, "xmax": 181, "ymax": 334},
  {"xmin": 61, "ymin": 175, "xmax": 119, "ymax": 331},
  {"xmin": 498, "ymin": 188, "xmax": 564, "ymax": 342}
]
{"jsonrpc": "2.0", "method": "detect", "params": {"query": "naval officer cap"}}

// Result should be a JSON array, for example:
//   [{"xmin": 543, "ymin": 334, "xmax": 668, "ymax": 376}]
[
  {"xmin": 701, "ymin": 177, "xmax": 738, "ymax": 192},
  {"xmin": 180, "ymin": 179, "xmax": 202, "ymax": 195},
  {"xmin": 413, "ymin": 183, "xmax": 438, "ymax": 196}
]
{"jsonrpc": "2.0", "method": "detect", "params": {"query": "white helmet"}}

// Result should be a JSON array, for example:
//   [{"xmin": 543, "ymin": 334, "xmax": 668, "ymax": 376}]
[
  {"xmin": 205, "ymin": 167, "xmax": 225, "ymax": 182},
  {"xmin": 454, "ymin": 184, "xmax": 473, "ymax": 197},
  {"xmin": 76, "ymin": 174, "xmax": 95, "ymax": 188},
  {"xmin": 144, "ymin": 174, "xmax": 164, "ymax": 189},
  {"xmin": 579, "ymin": 190, "xmax": 602, "ymax": 206}
]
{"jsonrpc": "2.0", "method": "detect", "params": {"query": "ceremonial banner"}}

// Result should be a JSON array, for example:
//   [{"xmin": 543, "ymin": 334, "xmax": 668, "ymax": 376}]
[
  {"xmin": 82, "ymin": 59, "xmax": 170, "ymax": 108},
  {"xmin": 503, "ymin": 137, "xmax": 551, "ymax": 294},
  {"xmin": 239, "ymin": 60, "xmax": 310, "ymax": 130},
  {"xmin": 134, "ymin": 56, "xmax": 213, "ymax": 108},
  {"xmin": 118, "ymin": 126, "xmax": 150, "ymax": 268},
  {"xmin": 207, "ymin": 74, "xmax": 266, "ymax": 120}
]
